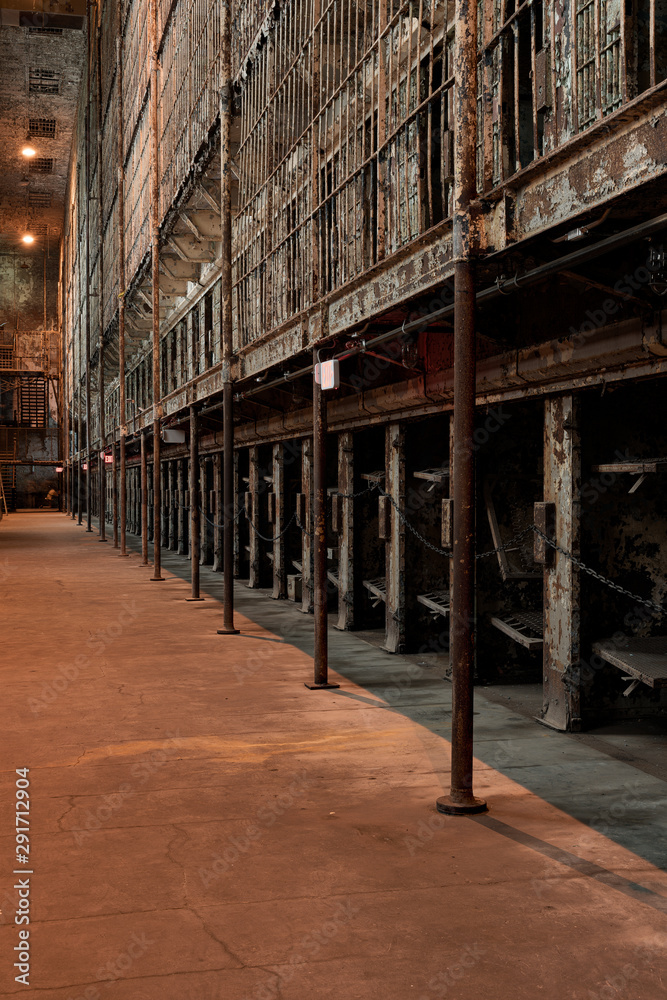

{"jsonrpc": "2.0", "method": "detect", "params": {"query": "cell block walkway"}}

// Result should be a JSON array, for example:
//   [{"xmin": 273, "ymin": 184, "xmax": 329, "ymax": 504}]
[{"xmin": 0, "ymin": 513, "xmax": 666, "ymax": 999}]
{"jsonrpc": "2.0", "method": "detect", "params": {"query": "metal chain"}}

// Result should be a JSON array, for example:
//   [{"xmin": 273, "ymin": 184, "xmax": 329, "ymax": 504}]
[
  {"xmin": 173, "ymin": 488, "xmax": 663, "ymax": 616},
  {"xmin": 533, "ymin": 526, "xmax": 664, "ymax": 616},
  {"xmin": 245, "ymin": 509, "xmax": 298, "ymax": 543},
  {"xmin": 376, "ymin": 485, "xmax": 452, "ymax": 556},
  {"xmin": 475, "ymin": 525, "xmax": 536, "ymax": 561}
]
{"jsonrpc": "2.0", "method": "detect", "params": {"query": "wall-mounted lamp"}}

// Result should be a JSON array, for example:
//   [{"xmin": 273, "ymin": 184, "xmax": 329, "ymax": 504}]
[
  {"xmin": 22, "ymin": 234, "xmax": 35, "ymax": 245},
  {"xmin": 21, "ymin": 146, "xmax": 36, "ymax": 158}
]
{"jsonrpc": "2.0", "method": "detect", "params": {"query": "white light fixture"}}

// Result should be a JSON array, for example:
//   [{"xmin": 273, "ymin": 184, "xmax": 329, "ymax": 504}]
[
  {"xmin": 22, "ymin": 234, "xmax": 35, "ymax": 244},
  {"xmin": 21, "ymin": 146, "xmax": 36, "ymax": 158}
]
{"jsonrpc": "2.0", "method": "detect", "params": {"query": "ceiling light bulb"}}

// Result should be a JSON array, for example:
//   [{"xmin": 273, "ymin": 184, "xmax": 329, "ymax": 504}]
[
  {"xmin": 22, "ymin": 146, "xmax": 36, "ymax": 158},
  {"xmin": 22, "ymin": 234, "xmax": 35, "ymax": 244}
]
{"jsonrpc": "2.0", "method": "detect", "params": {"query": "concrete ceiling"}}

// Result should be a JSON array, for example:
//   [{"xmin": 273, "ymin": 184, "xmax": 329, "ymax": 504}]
[{"xmin": 0, "ymin": 1, "xmax": 85, "ymax": 258}]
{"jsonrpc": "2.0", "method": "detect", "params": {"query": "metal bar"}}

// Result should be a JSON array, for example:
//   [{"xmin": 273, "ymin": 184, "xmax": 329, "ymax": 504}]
[
  {"xmin": 188, "ymin": 405, "xmax": 203, "ymax": 600},
  {"xmin": 116, "ymin": 16, "xmax": 128, "ymax": 557},
  {"xmin": 112, "ymin": 440, "xmax": 119, "ymax": 547},
  {"xmin": 97, "ymin": 3, "xmax": 106, "ymax": 543},
  {"xmin": 85, "ymin": 8, "xmax": 93, "ymax": 533},
  {"xmin": 306, "ymin": 343, "xmax": 338, "ymax": 689},
  {"xmin": 149, "ymin": 0, "xmax": 163, "ymax": 582},
  {"xmin": 437, "ymin": 0, "xmax": 486, "ymax": 816},
  {"xmin": 218, "ymin": 0, "xmax": 239, "ymax": 634},
  {"xmin": 140, "ymin": 430, "xmax": 148, "ymax": 564}
]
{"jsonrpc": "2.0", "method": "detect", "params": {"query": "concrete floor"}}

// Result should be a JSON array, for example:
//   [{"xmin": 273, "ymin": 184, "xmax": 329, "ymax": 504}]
[{"xmin": 1, "ymin": 512, "xmax": 666, "ymax": 999}]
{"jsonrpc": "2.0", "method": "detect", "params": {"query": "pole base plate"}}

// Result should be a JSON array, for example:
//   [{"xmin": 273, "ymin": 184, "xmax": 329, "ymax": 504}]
[
  {"xmin": 436, "ymin": 795, "xmax": 487, "ymax": 815},
  {"xmin": 217, "ymin": 627, "xmax": 240, "ymax": 635},
  {"xmin": 150, "ymin": 576, "xmax": 165, "ymax": 581},
  {"xmin": 304, "ymin": 682, "xmax": 340, "ymax": 690},
  {"xmin": 186, "ymin": 597, "xmax": 205, "ymax": 602}
]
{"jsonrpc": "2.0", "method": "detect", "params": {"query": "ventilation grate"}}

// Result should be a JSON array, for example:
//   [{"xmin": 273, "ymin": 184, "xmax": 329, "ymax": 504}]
[
  {"xmin": 28, "ymin": 118, "xmax": 57, "ymax": 139},
  {"xmin": 28, "ymin": 158, "xmax": 54, "ymax": 174},
  {"xmin": 27, "ymin": 224, "xmax": 49, "ymax": 237},
  {"xmin": 28, "ymin": 192, "xmax": 52, "ymax": 208},
  {"xmin": 28, "ymin": 68, "xmax": 60, "ymax": 94}
]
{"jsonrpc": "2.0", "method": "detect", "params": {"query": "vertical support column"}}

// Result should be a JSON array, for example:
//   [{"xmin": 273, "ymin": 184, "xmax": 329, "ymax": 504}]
[
  {"xmin": 161, "ymin": 463, "xmax": 169, "ymax": 549},
  {"xmin": 116, "ymin": 20, "xmax": 128, "ymax": 558},
  {"xmin": 436, "ymin": 0, "xmax": 486, "ymax": 815},
  {"xmin": 233, "ymin": 450, "xmax": 241, "ymax": 578},
  {"xmin": 217, "ymin": 0, "xmax": 239, "ymax": 634},
  {"xmin": 300, "ymin": 437, "xmax": 313, "ymax": 614},
  {"xmin": 212, "ymin": 452, "xmax": 222, "ymax": 572},
  {"xmin": 168, "ymin": 462, "xmax": 176, "ymax": 549},
  {"xmin": 84, "ymin": 15, "xmax": 92, "ymax": 534},
  {"xmin": 248, "ymin": 445, "xmax": 261, "ymax": 588},
  {"xmin": 96, "ymin": 7, "xmax": 106, "ymax": 542},
  {"xmin": 187, "ymin": 406, "xmax": 204, "ymax": 600},
  {"xmin": 306, "ymin": 346, "xmax": 338, "ymax": 690},
  {"xmin": 541, "ymin": 395, "xmax": 582, "ymax": 731},
  {"xmin": 112, "ymin": 441, "xmax": 119, "ymax": 548},
  {"xmin": 200, "ymin": 458, "xmax": 207, "ymax": 564},
  {"xmin": 149, "ymin": 0, "xmax": 163, "ymax": 582},
  {"xmin": 140, "ymin": 430, "xmax": 148, "ymax": 564},
  {"xmin": 335, "ymin": 431, "xmax": 354, "ymax": 631},
  {"xmin": 384, "ymin": 423, "xmax": 406, "ymax": 653},
  {"xmin": 77, "ymin": 391, "xmax": 82, "ymax": 525},
  {"xmin": 177, "ymin": 459, "xmax": 186, "ymax": 554},
  {"xmin": 272, "ymin": 442, "xmax": 286, "ymax": 599}
]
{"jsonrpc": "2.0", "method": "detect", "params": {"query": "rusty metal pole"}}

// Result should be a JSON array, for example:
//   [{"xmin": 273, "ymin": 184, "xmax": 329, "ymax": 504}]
[
  {"xmin": 139, "ymin": 430, "xmax": 148, "ymax": 563},
  {"xmin": 96, "ymin": 6, "xmax": 106, "ymax": 542},
  {"xmin": 187, "ymin": 406, "xmax": 204, "ymax": 600},
  {"xmin": 306, "ymin": 348, "xmax": 339, "ymax": 690},
  {"xmin": 112, "ymin": 440, "xmax": 119, "ymax": 547},
  {"xmin": 436, "ymin": 0, "xmax": 486, "ymax": 815},
  {"xmin": 217, "ymin": 0, "xmax": 238, "ymax": 633},
  {"xmin": 85, "ymin": 9, "xmax": 93, "ymax": 533},
  {"xmin": 116, "ymin": 23, "xmax": 128, "ymax": 557},
  {"xmin": 149, "ymin": 0, "xmax": 163, "ymax": 582}
]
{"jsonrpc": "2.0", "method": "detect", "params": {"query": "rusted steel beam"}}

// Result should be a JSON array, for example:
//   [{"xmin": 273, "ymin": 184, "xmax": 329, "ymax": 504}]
[
  {"xmin": 97, "ymin": 5, "xmax": 106, "ymax": 543},
  {"xmin": 112, "ymin": 442, "xmax": 119, "ymax": 548},
  {"xmin": 149, "ymin": 0, "xmax": 163, "ymax": 583},
  {"xmin": 218, "ymin": 0, "xmax": 239, "ymax": 634},
  {"xmin": 300, "ymin": 437, "xmax": 313, "ymax": 615},
  {"xmin": 540, "ymin": 395, "xmax": 582, "ymax": 731},
  {"xmin": 116, "ymin": 16, "xmax": 128, "ymax": 558},
  {"xmin": 384, "ymin": 423, "xmax": 406, "ymax": 654},
  {"xmin": 212, "ymin": 452, "xmax": 222, "ymax": 572},
  {"xmin": 437, "ymin": 0, "xmax": 486, "ymax": 816},
  {"xmin": 187, "ymin": 406, "xmax": 204, "ymax": 601},
  {"xmin": 85, "ymin": 11, "xmax": 92, "ymax": 534},
  {"xmin": 247, "ymin": 445, "xmax": 261, "ymax": 588},
  {"xmin": 336, "ymin": 432, "xmax": 354, "ymax": 632},
  {"xmin": 306, "ymin": 346, "xmax": 338, "ymax": 690},
  {"xmin": 272, "ymin": 443, "xmax": 286, "ymax": 600},
  {"xmin": 177, "ymin": 459, "xmax": 186, "ymax": 555},
  {"xmin": 140, "ymin": 430, "xmax": 148, "ymax": 564}
]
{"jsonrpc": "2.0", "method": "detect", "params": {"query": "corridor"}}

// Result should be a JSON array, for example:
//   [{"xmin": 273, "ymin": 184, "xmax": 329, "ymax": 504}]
[{"xmin": 1, "ymin": 512, "xmax": 666, "ymax": 999}]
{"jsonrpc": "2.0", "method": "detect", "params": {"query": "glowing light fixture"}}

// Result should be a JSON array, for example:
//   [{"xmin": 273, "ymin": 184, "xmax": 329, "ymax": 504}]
[
  {"xmin": 22, "ymin": 146, "xmax": 37, "ymax": 158},
  {"xmin": 22, "ymin": 234, "xmax": 35, "ymax": 244}
]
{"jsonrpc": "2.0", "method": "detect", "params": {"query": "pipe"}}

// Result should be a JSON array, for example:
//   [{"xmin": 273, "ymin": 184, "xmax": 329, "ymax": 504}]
[
  {"xmin": 149, "ymin": 0, "xmax": 163, "ymax": 582},
  {"xmin": 217, "ymin": 0, "xmax": 238, "ymax": 634},
  {"xmin": 305, "ymin": 346, "xmax": 339, "ymax": 690},
  {"xmin": 140, "ymin": 429, "xmax": 148, "ymax": 564},
  {"xmin": 187, "ymin": 405, "xmax": 203, "ymax": 600},
  {"xmin": 436, "ymin": 0, "xmax": 486, "ymax": 815},
  {"xmin": 97, "ymin": 5, "xmax": 106, "ymax": 542}
]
